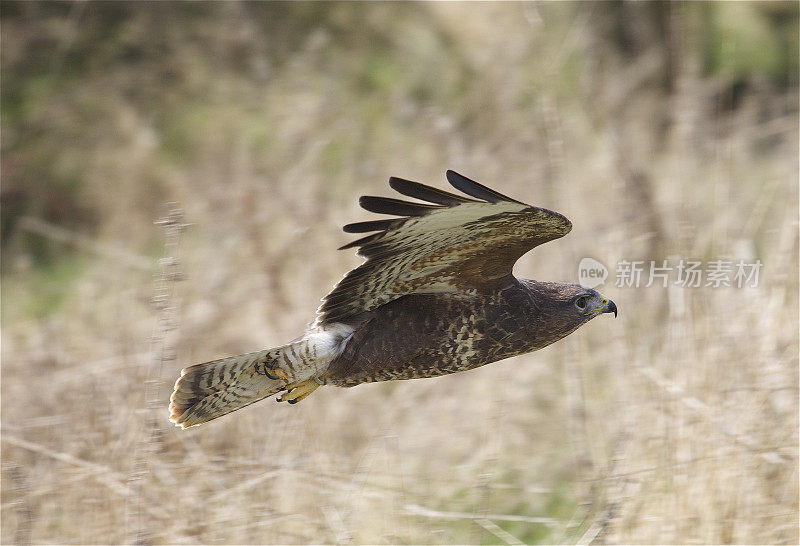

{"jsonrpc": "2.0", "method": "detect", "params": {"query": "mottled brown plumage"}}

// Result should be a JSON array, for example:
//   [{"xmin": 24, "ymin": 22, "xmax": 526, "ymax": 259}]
[
  {"xmin": 169, "ymin": 171, "xmax": 616, "ymax": 428},
  {"xmin": 326, "ymin": 280, "xmax": 599, "ymax": 386}
]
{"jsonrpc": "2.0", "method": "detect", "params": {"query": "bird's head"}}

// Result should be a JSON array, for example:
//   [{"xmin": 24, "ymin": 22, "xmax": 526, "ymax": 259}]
[
  {"xmin": 520, "ymin": 280, "xmax": 616, "ymax": 341},
  {"xmin": 571, "ymin": 286, "xmax": 617, "ymax": 320}
]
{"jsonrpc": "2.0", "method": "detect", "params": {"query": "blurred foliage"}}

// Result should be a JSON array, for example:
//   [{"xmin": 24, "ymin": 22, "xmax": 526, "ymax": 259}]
[
  {"xmin": 1, "ymin": 1, "xmax": 797, "ymax": 266},
  {"xmin": 0, "ymin": 252, "xmax": 85, "ymax": 322},
  {"xmin": 0, "ymin": 2, "xmax": 797, "ymax": 544},
  {"xmin": 708, "ymin": 2, "xmax": 799, "ymax": 85}
]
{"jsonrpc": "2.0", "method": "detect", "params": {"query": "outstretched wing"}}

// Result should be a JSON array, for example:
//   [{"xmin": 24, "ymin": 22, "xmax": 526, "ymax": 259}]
[{"xmin": 317, "ymin": 170, "xmax": 571, "ymax": 324}]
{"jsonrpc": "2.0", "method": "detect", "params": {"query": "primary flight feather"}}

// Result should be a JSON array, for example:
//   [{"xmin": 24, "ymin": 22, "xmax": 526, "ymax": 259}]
[{"xmin": 169, "ymin": 171, "xmax": 616, "ymax": 428}]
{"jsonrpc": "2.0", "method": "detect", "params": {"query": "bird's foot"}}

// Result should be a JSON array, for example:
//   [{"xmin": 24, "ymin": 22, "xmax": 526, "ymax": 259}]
[
  {"xmin": 278, "ymin": 378, "xmax": 322, "ymax": 404},
  {"xmin": 254, "ymin": 358, "xmax": 290, "ymax": 381}
]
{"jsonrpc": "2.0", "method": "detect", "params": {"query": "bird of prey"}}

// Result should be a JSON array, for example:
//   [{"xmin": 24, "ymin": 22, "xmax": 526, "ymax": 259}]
[{"xmin": 169, "ymin": 170, "xmax": 616, "ymax": 428}]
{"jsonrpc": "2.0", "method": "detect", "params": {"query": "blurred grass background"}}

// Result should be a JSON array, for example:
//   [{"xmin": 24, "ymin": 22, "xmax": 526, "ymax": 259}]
[{"xmin": 1, "ymin": 1, "xmax": 798, "ymax": 544}]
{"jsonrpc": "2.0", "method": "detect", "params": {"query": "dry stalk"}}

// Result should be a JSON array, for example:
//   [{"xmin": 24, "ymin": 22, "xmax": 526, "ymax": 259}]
[
  {"xmin": 3, "ymin": 435, "xmax": 132, "ymax": 497},
  {"xmin": 124, "ymin": 204, "xmax": 187, "ymax": 544}
]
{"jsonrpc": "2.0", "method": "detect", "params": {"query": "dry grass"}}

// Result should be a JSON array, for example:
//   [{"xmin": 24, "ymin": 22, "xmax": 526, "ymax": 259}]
[{"xmin": 2, "ymin": 2, "xmax": 798, "ymax": 544}]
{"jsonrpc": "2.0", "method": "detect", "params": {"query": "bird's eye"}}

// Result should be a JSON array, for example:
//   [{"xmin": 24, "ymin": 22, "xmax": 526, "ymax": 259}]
[{"xmin": 574, "ymin": 296, "xmax": 589, "ymax": 310}]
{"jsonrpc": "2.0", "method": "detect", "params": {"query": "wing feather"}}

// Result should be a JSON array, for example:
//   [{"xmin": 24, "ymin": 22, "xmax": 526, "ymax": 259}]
[
  {"xmin": 317, "ymin": 171, "xmax": 571, "ymax": 324},
  {"xmin": 359, "ymin": 196, "xmax": 442, "ymax": 217},
  {"xmin": 389, "ymin": 176, "xmax": 478, "ymax": 206},
  {"xmin": 342, "ymin": 218, "xmax": 404, "ymax": 233},
  {"xmin": 446, "ymin": 170, "xmax": 524, "ymax": 204},
  {"xmin": 338, "ymin": 232, "xmax": 383, "ymax": 250}
]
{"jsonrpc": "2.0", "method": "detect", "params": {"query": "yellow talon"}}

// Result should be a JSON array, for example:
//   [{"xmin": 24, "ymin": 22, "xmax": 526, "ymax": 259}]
[
  {"xmin": 278, "ymin": 378, "xmax": 321, "ymax": 404},
  {"xmin": 254, "ymin": 358, "xmax": 290, "ymax": 381}
]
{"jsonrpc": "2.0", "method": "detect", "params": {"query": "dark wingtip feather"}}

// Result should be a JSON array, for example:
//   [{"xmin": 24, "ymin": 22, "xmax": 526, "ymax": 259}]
[
  {"xmin": 388, "ymin": 177, "xmax": 477, "ymax": 206},
  {"xmin": 338, "ymin": 232, "xmax": 382, "ymax": 250},
  {"xmin": 445, "ymin": 170, "xmax": 524, "ymax": 204},
  {"xmin": 359, "ymin": 196, "xmax": 442, "ymax": 217},
  {"xmin": 343, "ymin": 218, "xmax": 403, "ymax": 233}
]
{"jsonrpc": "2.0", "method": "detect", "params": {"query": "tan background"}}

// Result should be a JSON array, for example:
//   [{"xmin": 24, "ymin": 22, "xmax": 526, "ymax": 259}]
[{"xmin": 2, "ymin": 2, "xmax": 798, "ymax": 544}]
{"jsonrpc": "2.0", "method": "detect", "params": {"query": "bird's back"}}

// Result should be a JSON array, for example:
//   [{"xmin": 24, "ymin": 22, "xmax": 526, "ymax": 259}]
[{"xmin": 324, "ymin": 281, "xmax": 546, "ymax": 387}]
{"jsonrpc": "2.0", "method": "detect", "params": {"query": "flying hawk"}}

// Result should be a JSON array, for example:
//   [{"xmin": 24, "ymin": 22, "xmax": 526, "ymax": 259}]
[{"xmin": 169, "ymin": 171, "xmax": 616, "ymax": 428}]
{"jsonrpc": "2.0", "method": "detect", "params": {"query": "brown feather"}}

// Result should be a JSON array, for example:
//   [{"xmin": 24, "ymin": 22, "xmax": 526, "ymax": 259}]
[
  {"xmin": 359, "ymin": 196, "xmax": 442, "ymax": 216},
  {"xmin": 445, "ymin": 170, "xmax": 524, "ymax": 204},
  {"xmin": 318, "ymin": 171, "xmax": 571, "ymax": 324},
  {"xmin": 389, "ymin": 177, "xmax": 478, "ymax": 206}
]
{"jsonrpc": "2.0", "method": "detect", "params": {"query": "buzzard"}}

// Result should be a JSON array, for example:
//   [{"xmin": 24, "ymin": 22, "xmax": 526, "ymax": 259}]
[{"xmin": 170, "ymin": 171, "xmax": 616, "ymax": 428}]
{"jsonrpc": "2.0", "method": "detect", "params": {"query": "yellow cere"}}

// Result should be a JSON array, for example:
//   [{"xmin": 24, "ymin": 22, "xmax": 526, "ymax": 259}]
[{"xmin": 584, "ymin": 297, "xmax": 608, "ymax": 316}]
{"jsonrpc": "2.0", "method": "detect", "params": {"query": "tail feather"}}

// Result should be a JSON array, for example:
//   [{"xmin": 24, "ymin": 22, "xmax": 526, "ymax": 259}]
[{"xmin": 169, "ymin": 348, "xmax": 285, "ymax": 428}]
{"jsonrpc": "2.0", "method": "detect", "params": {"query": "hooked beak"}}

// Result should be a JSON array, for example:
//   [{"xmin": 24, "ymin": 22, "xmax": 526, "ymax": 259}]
[{"xmin": 583, "ymin": 296, "xmax": 618, "ymax": 318}]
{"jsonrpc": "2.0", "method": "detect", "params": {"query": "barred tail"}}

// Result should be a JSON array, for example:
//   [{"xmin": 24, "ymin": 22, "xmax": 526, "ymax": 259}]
[{"xmin": 169, "ymin": 348, "xmax": 285, "ymax": 428}]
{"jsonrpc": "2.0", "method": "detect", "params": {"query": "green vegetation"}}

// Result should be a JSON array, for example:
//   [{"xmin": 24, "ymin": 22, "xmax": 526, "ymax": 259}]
[{"xmin": 2, "ymin": 252, "xmax": 85, "ymax": 322}]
